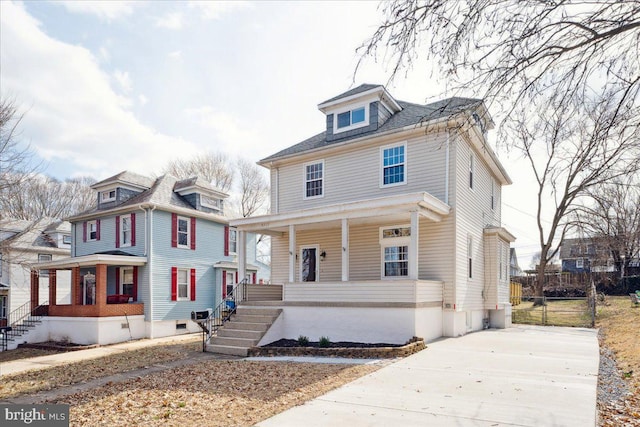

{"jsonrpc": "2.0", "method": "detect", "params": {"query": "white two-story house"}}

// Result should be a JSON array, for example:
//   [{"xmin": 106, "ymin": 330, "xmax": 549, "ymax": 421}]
[{"xmin": 229, "ymin": 84, "xmax": 515, "ymax": 347}]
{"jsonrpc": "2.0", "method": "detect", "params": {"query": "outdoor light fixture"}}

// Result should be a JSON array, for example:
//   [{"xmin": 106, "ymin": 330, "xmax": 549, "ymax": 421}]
[{"xmin": 320, "ymin": 250, "xmax": 326, "ymax": 260}]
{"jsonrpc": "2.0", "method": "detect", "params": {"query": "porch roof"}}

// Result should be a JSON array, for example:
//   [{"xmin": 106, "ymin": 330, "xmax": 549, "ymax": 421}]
[
  {"xmin": 32, "ymin": 253, "xmax": 148, "ymax": 270},
  {"xmin": 230, "ymin": 191, "xmax": 450, "ymax": 234}
]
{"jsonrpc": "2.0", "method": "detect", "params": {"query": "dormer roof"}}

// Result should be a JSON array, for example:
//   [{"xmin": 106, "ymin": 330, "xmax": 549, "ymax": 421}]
[
  {"xmin": 317, "ymin": 83, "xmax": 402, "ymax": 113},
  {"xmin": 91, "ymin": 170, "xmax": 155, "ymax": 191},
  {"xmin": 174, "ymin": 177, "xmax": 229, "ymax": 199}
]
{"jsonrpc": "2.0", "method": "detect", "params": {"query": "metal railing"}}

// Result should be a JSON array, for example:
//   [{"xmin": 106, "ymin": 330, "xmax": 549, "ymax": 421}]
[
  {"xmin": 5, "ymin": 300, "xmax": 48, "ymax": 341},
  {"xmin": 194, "ymin": 279, "xmax": 248, "ymax": 351}
]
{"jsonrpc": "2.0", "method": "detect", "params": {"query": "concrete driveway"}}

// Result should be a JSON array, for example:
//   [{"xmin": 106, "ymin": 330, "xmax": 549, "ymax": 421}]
[{"xmin": 257, "ymin": 325, "xmax": 599, "ymax": 426}]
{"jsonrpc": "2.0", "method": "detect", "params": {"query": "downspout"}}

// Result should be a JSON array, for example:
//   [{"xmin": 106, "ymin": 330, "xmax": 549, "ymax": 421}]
[
  {"xmin": 147, "ymin": 205, "xmax": 156, "ymax": 338},
  {"xmin": 445, "ymin": 130, "xmax": 450, "ymax": 205}
]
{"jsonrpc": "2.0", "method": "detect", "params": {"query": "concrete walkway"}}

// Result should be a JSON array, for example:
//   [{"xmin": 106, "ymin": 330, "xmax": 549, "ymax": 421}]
[{"xmin": 257, "ymin": 325, "xmax": 599, "ymax": 427}]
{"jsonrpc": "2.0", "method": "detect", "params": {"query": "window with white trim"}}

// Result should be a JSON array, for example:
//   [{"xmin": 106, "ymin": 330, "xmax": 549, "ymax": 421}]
[
  {"xmin": 304, "ymin": 161, "xmax": 324, "ymax": 198},
  {"xmin": 63, "ymin": 235, "xmax": 72, "ymax": 245},
  {"xmin": 228, "ymin": 227, "xmax": 237, "ymax": 254},
  {"xmin": 87, "ymin": 220, "xmax": 98, "ymax": 241},
  {"xmin": 467, "ymin": 235, "xmax": 473, "ymax": 279},
  {"xmin": 177, "ymin": 216, "xmax": 190, "ymax": 249},
  {"xmin": 381, "ymin": 143, "xmax": 406, "ymax": 187},
  {"xmin": 177, "ymin": 268, "xmax": 189, "ymax": 300},
  {"xmin": 337, "ymin": 107, "xmax": 365, "ymax": 129},
  {"xmin": 120, "ymin": 214, "xmax": 132, "ymax": 247},
  {"xmin": 38, "ymin": 253, "xmax": 52, "ymax": 277},
  {"xmin": 576, "ymin": 258, "xmax": 584, "ymax": 269},
  {"xmin": 100, "ymin": 189, "xmax": 116, "ymax": 203},
  {"xmin": 491, "ymin": 179, "xmax": 495, "ymax": 210},
  {"xmin": 380, "ymin": 225, "xmax": 410, "ymax": 278},
  {"xmin": 0, "ymin": 295, "xmax": 6, "ymax": 320}
]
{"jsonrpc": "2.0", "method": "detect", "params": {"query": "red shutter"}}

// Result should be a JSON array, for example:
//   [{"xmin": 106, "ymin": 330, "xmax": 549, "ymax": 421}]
[
  {"xmin": 252, "ymin": 273, "xmax": 257, "ymax": 284},
  {"xmin": 190, "ymin": 268, "xmax": 196, "ymax": 301},
  {"xmin": 132, "ymin": 266, "xmax": 138, "ymax": 302},
  {"xmin": 222, "ymin": 270, "xmax": 227, "ymax": 298},
  {"xmin": 224, "ymin": 226, "xmax": 229, "ymax": 256},
  {"xmin": 115, "ymin": 267, "xmax": 120, "ymax": 294},
  {"xmin": 115, "ymin": 216, "xmax": 120, "ymax": 248},
  {"xmin": 83, "ymin": 222, "xmax": 87, "ymax": 242},
  {"xmin": 235, "ymin": 271, "xmax": 238, "ymax": 283},
  {"xmin": 96, "ymin": 219, "xmax": 101, "ymax": 241},
  {"xmin": 190, "ymin": 217, "xmax": 196, "ymax": 250},
  {"xmin": 171, "ymin": 267, "xmax": 177, "ymax": 301},
  {"xmin": 171, "ymin": 213, "xmax": 177, "ymax": 247},
  {"xmin": 131, "ymin": 213, "xmax": 136, "ymax": 247}
]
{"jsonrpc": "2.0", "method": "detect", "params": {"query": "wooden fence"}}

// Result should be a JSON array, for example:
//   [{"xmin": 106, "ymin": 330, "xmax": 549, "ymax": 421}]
[{"xmin": 510, "ymin": 282, "xmax": 522, "ymax": 306}]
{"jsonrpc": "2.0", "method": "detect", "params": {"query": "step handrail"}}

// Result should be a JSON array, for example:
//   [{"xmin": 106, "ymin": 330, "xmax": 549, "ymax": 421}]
[
  {"xmin": 6, "ymin": 300, "xmax": 48, "ymax": 340},
  {"xmin": 198, "ymin": 278, "xmax": 248, "ymax": 351}
]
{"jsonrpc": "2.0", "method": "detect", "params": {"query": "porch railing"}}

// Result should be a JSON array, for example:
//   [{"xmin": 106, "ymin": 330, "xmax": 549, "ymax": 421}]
[
  {"xmin": 3, "ymin": 300, "xmax": 49, "ymax": 344},
  {"xmin": 194, "ymin": 279, "xmax": 248, "ymax": 352}
]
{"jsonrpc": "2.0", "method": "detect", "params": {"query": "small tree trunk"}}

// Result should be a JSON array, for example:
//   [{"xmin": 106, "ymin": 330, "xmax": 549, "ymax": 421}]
[{"xmin": 533, "ymin": 258, "xmax": 547, "ymax": 306}]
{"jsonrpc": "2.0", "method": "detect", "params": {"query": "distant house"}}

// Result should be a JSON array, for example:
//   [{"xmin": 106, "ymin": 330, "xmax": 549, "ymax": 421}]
[
  {"xmin": 560, "ymin": 237, "xmax": 615, "ymax": 274},
  {"xmin": 510, "ymin": 248, "xmax": 522, "ymax": 277},
  {"xmin": 27, "ymin": 171, "xmax": 268, "ymax": 347},
  {"xmin": 220, "ymin": 84, "xmax": 516, "ymax": 355},
  {"xmin": 0, "ymin": 218, "xmax": 72, "ymax": 327}
]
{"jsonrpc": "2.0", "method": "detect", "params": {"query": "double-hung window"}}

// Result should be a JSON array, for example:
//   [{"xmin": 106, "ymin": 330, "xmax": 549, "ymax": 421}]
[
  {"xmin": 467, "ymin": 235, "xmax": 473, "ymax": 279},
  {"xmin": 120, "ymin": 214, "xmax": 132, "ymax": 247},
  {"xmin": 469, "ymin": 153, "xmax": 475, "ymax": 189},
  {"xmin": 177, "ymin": 268, "xmax": 189, "ymax": 300},
  {"xmin": 380, "ymin": 226, "xmax": 410, "ymax": 278},
  {"xmin": 87, "ymin": 220, "xmax": 98, "ymax": 241},
  {"xmin": 381, "ymin": 143, "xmax": 406, "ymax": 186},
  {"xmin": 228, "ymin": 227, "xmax": 237, "ymax": 254},
  {"xmin": 177, "ymin": 216, "xmax": 190, "ymax": 248},
  {"xmin": 38, "ymin": 254, "xmax": 52, "ymax": 277},
  {"xmin": 121, "ymin": 267, "xmax": 134, "ymax": 297},
  {"xmin": 304, "ymin": 161, "xmax": 324, "ymax": 199}
]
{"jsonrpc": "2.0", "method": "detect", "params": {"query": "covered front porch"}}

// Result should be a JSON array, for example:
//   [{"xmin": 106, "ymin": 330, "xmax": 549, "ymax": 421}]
[
  {"xmin": 32, "ymin": 253, "xmax": 146, "ymax": 318},
  {"xmin": 229, "ymin": 192, "xmax": 451, "ymax": 343}
]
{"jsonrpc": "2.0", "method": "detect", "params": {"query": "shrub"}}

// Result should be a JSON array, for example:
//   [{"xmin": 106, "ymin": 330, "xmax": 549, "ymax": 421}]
[
  {"xmin": 297, "ymin": 335, "xmax": 309, "ymax": 346},
  {"xmin": 318, "ymin": 336, "xmax": 331, "ymax": 348}
]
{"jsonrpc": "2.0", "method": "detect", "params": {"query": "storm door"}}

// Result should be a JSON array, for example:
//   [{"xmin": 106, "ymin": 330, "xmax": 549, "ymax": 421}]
[{"xmin": 300, "ymin": 246, "xmax": 319, "ymax": 282}]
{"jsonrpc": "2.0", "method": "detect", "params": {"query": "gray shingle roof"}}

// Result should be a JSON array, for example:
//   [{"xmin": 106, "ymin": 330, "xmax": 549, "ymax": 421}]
[
  {"xmin": 91, "ymin": 170, "xmax": 155, "ymax": 190},
  {"xmin": 261, "ymin": 96, "xmax": 483, "ymax": 163},
  {"xmin": 319, "ymin": 83, "xmax": 382, "ymax": 105},
  {"xmin": 1, "ymin": 218, "xmax": 71, "ymax": 251}
]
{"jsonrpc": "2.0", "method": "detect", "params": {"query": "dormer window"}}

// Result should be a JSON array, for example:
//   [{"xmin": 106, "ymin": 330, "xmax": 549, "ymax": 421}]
[
  {"xmin": 101, "ymin": 190, "xmax": 116, "ymax": 203},
  {"xmin": 333, "ymin": 104, "xmax": 369, "ymax": 134},
  {"xmin": 201, "ymin": 195, "xmax": 223, "ymax": 213},
  {"xmin": 63, "ymin": 235, "xmax": 72, "ymax": 245}
]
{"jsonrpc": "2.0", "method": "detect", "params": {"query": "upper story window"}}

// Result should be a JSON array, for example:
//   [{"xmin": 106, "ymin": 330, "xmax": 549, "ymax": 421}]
[
  {"xmin": 87, "ymin": 220, "xmax": 99, "ymax": 241},
  {"xmin": 100, "ymin": 189, "xmax": 116, "ymax": 203},
  {"xmin": 177, "ymin": 216, "xmax": 190, "ymax": 248},
  {"xmin": 38, "ymin": 253, "xmax": 52, "ymax": 277},
  {"xmin": 228, "ymin": 227, "xmax": 237, "ymax": 254},
  {"xmin": 467, "ymin": 235, "xmax": 473, "ymax": 279},
  {"xmin": 120, "ymin": 214, "xmax": 132, "ymax": 247},
  {"xmin": 491, "ymin": 179, "xmax": 495, "ymax": 210},
  {"xmin": 201, "ymin": 195, "xmax": 223, "ymax": 213},
  {"xmin": 576, "ymin": 258, "xmax": 584, "ymax": 269},
  {"xmin": 304, "ymin": 161, "xmax": 324, "ymax": 199},
  {"xmin": 381, "ymin": 143, "xmax": 406, "ymax": 187},
  {"xmin": 333, "ymin": 104, "xmax": 369, "ymax": 134},
  {"xmin": 63, "ymin": 235, "xmax": 72, "ymax": 245}
]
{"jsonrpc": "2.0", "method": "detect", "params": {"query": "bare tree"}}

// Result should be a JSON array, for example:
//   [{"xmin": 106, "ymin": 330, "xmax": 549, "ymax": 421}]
[
  {"xmin": 0, "ymin": 98, "xmax": 37, "ymax": 195},
  {"xmin": 359, "ymin": 1, "xmax": 640, "ymax": 127},
  {"xmin": 162, "ymin": 151, "xmax": 233, "ymax": 193},
  {"xmin": 0, "ymin": 174, "xmax": 96, "ymax": 220},
  {"xmin": 510, "ymin": 95, "xmax": 639, "ymax": 302},
  {"xmin": 233, "ymin": 158, "xmax": 269, "ymax": 218},
  {"xmin": 575, "ymin": 177, "xmax": 640, "ymax": 279}
]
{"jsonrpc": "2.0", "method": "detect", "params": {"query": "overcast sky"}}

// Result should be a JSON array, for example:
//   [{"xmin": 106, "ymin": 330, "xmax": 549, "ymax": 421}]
[{"xmin": 0, "ymin": 0, "xmax": 543, "ymax": 267}]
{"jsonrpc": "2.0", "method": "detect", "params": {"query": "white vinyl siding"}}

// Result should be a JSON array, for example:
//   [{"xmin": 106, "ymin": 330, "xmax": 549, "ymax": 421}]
[{"xmin": 275, "ymin": 132, "xmax": 448, "ymax": 213}]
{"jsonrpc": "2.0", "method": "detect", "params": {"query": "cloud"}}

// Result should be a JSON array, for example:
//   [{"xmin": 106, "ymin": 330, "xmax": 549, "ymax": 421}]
[
  {"xmin": 138, "ymin": 94, "xmax": 148, "ymax": 106},
  {"xmin": 113, "ymin": 70, "xmax": 133, "ymax": 93},
  {"xmin": 168, "ymin": 50, "xmax": 182, "ymax": 60},
  {"xmin": 155, "ymin": 11, "xmax": 183, "ymax": 30},
  {"xmin": 188, "ymin": 0, "xmax": 250, "ymax": 20},
  {"xmin": 53, "ymin": 0, "xmax": 142, "ymax": 21},
  {"xmin": 185, "ymin": 106, "xmax": 264, "ymax": 158},
  {"xmin": 0, "ymin": 1, "xmax": 198, "ymax": 179}
]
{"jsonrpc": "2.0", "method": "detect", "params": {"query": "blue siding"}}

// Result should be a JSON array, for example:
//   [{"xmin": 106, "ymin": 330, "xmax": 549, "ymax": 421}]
[{"xmin": 74, "ymin": 212, "xmax": 146, "ymax": 257}]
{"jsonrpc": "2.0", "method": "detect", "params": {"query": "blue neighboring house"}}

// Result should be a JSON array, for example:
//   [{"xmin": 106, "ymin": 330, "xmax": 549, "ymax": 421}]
[{"xmin": 29, "ymin": 171, "xmax": 268, "ymax": 346}]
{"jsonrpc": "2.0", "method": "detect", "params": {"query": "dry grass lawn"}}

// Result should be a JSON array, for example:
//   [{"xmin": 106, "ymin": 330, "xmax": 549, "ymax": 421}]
[{"xmin": 596, "ymin": 296, "xmax": 640, "ymax": 426}]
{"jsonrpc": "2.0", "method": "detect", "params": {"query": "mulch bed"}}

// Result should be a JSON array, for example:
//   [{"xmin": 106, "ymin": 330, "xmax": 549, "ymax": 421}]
[{"xmin": 19, "ymin": 341, "xmax": 99, "ymax": 352}]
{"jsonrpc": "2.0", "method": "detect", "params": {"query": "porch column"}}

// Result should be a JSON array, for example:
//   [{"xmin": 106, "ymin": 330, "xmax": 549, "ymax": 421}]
[
  {"xmin": 48, "ymin": 270, "xmax": 57, "ymax": 306},
  {"xmin": 30, "ymin": 270, "xmax": 39, "ymax": 311},
  {"xmin": 238, "ymin": 230, "xmax": 247, "ymax": 282},
  {"xmin": 409, "ymin": 210, "xmax": 419, "ymax": 280},
  {"xmin": 95, "ymin": 264, "xmax": 107, "ymax": 307},
  {"xmin": 71, "ymin": 267, "xmax": 80, "ymax": 306},
  {"xmin": 288, "ymin": 225, "xmax": 296, "ymax": 282},
  {"xmin": 341, "ymin": 218, "xmax": 349, "ymax": 281}
]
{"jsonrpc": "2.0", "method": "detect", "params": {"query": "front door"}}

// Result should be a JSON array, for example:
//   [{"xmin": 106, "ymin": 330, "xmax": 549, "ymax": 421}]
[
  {"xmin": 300, "ymin": 246, "xmax": 319, "ymax": 282},
  {"xmin": 83, "ymin": 273, "xmax": 96, "ymax": 305}
]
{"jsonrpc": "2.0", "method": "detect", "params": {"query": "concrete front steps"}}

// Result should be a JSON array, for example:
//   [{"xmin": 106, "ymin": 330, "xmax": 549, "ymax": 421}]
[{"xmin": 206, "ymin": 307, "xmax": 281, "ymax": 356}]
